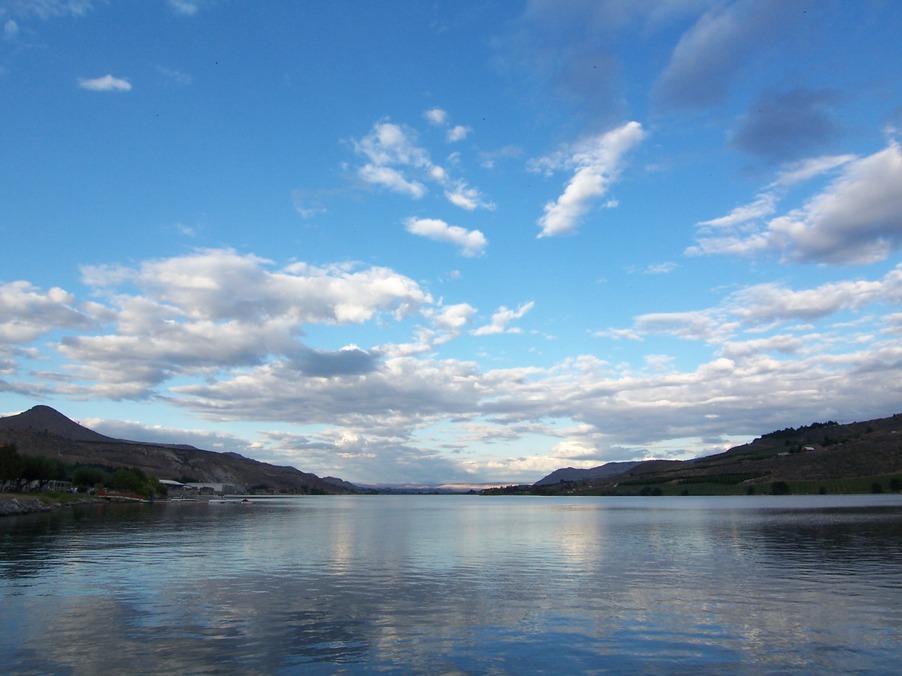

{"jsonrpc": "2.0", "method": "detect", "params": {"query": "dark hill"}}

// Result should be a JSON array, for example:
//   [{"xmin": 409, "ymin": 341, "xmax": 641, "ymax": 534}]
[
  {"xmin": 0, "ymin": 405, "xmax": 357, "ymax": 495},
  {"xmin": 0, "ymin": 405, "xmax": 117, "ymax": 443},
  {"xmin": 535, "ymin": 461, "xmax": 641, "ymax": 486},
  {"xmin": 509, "ymin": 414, "xmax": 902, "ymax": 496}
]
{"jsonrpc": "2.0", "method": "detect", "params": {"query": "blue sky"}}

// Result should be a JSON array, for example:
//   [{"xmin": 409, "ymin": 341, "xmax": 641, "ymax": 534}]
[{"xmin": 2, "ymin": 0, "xmax": 902, "ymax": 486}]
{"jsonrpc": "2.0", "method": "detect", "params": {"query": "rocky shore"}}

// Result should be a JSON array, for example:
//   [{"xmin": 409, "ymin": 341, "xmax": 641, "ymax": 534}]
[
  {"xmin": 0, "ymin": 496, "xmax": 54, "ymax": 516},
  {"xmin": 0, "ymin": 494, "xmax": 106, "ymax": 517}
]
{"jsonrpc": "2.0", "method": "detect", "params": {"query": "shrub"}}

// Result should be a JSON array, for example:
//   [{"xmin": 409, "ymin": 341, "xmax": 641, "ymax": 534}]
[{"xmin": 771, "ymin": 480, "xmax": 791, "ymax": 495}]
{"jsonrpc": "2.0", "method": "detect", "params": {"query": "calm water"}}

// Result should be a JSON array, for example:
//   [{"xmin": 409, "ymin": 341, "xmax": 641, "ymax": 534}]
[{"xmin": 2, "ymin": 494, "xmax": 902, "ymax": 674}]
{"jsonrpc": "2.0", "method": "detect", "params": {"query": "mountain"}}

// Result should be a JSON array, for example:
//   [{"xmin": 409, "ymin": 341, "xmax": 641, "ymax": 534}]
[
  {"xmin": 0, "ymin": 405, "xmax": 118, "ymax": 443},
  {"xmin": 0, "ymin": 405, "xmax": 357, "ymax": 494},
  {"xmin": 535, "ymin": 461, "xmax": 641, "ymax": 486},
  {"xmin": 510, "ymin": 414, "xmax": 902, "ymax": 496}
]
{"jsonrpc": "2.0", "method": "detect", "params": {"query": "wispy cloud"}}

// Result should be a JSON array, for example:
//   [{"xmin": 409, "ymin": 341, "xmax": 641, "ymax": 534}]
[
  {"xmin": 9, "ymin": 0, "xmax": 95, "ymax": 20},
  {"xmin": 3, "ymin": 19, "xmax": 19, "ymax": 40},
  {"xmin": 351, "ymin": 118, "xmax": 492, "ymax": 210},
  {"xmin": 405, "ymin": 217, "xmax": 487, "ymax": 257},
  {"xmin": 731, "ymin": 88, "xmax": 842, "ymax": 163},
  {"xmin": 473, "ymin": 301, "xmax": 534, "ymax": 335},
  {"xmin": 167, "ymin": 0, "xmax": 209, "ymax": 17},
  {"xmin": 78, "ymin": 74, "xmax": 132, "ymax": 92},
  {"xmin": 533, "ymin": 121, "xmax": 645, "ymax": 238},
  {"xmin": 156, "ymin": 65, "xmax": 192, "ymax": 86},
  {"xmin": 690, "ymin": 142, "xmax": 902, "ymax": 265},
  {"xmin": 654, "ymin": 0, "xmax": 800, "ymax": 109}
]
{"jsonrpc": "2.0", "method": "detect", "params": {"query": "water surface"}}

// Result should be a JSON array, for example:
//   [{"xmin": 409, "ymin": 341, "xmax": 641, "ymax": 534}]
[{"xmin": 2, "ymin": 494, "xmax": 901, "ymax": 673}]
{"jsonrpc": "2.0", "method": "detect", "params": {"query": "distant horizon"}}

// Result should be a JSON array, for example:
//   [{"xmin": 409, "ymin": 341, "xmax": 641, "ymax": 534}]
[{"xmin": 2, "ymin": 1, "xmax": 902, "ymax": 485}]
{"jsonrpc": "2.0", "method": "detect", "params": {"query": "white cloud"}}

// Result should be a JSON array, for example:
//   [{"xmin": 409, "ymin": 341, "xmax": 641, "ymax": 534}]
[
  {"xmin": 473, "ymin": 301, "xmax": 535, "ymax": 336},
  {"xmin": 355, "ymin": 121, "xmax": 430, "ymax": 168},
  {"xmin": 0, "ymin": 281, "xmax": 101, "ymax": 343},
  {"xmin": 610, "ymin": 265, "xmax": 902, "ymax": 348},
  {"xmin": 10, "ymin": 0, "xmax": 95, "ymax": 20},
  {"xmin": 351, "ymin": 118, "xmax": 492, "ymax": 211},
  {"xmin": 769, "ymin": 155, "xmax": 857, "ymax": 189},
  {"xmin": 405, "ymin": 217, "xmax": 487, "ymax": 257},
  {"xmin": 535, "ymin": 121, "xmax": 645, "ymax": 237},
  {"xmin": 359, "ymin": 164, "xmax": 426, "ymax": 198},
  {"xmin": 423, "ymin": 108, "xmax": 447, "ymax": 126},
  {"xmin": 690, "ymin": 142, "xmax": 902, "ymax": 265},
  {"xmin": 78, "ymin": 74, "xmax": 132, "ymax": 92},
  {"xmin": 3, "ymin": 19, "xmax": 19, "ymax": 40},
  {"xmin": 169, "ymin": 0, "xmax": 197, "ymax": 15},
  {"xmin": 167, "ymin": 0, "xmax": 216, "ymax": 16},
  {"xmin": 156, "ymin": 65, "xmax": 192, "ymax": 86},
  {"xmin": 10, "ymin": 248, "xmax": 902, "ymax": 484},
  {"xmin": 55, "ymin": 249, "xmax": 435, "ymax": 397},
  {"xmin": 419, "ymin": 303, "xmax": 478, "ymax": 346},
  {"xmin": 444, "ymin": 182, "xmax": 495, "ymax": 211},
  {"xmin": 697, "ymin": 193, "xmax": 777, "ymax": 229},
  {"xmin": 447, "ymin": 125, "xmax": 471, "ymax": 142},
  {"xmin": 642, "ymin": 262, "xmax": 678, "ymax": 275}
]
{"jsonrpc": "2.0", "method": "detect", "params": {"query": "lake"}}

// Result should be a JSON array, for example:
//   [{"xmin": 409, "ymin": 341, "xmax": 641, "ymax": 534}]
[{"xmin": 2, "ymin": 494, "xmax": 902, "ymax": 674}]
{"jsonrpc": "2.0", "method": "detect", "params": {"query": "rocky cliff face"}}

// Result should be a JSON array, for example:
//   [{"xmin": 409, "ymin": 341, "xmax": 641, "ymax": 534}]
[{"xmin": 0, "ymin": 406, "xmax": 357, "ymax": 494}]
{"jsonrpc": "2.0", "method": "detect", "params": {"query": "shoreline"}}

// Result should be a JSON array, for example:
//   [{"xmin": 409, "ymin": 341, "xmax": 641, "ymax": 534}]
[{"xmin": 0, "ymin": 493, "xmax": 108, "ymax": 517}]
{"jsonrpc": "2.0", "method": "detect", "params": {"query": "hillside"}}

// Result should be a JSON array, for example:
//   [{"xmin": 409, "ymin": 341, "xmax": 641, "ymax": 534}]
[
  {"xmin": 0, "ymin": 406, "xmax": 357, "ymax": 494},
  {"xmin": 535, "ymin": 461, "xmax": 641, "ymax": 486},
  {"xmin": 491, "ymin": 414, "xmax": 902, "ymax": 496}
]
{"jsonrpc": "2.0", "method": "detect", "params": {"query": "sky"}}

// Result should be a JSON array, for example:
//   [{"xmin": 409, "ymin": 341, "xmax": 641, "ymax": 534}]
[{"xmin": 2, "ymin": 0, "xmax": 902, "ymax": 487}]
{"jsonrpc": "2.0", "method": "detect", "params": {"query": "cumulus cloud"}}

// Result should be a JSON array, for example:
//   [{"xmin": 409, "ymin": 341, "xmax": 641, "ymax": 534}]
[
  {"xmin": 78, "ymin": 74, "xmax": 132, "ymax": 92},
  {"xmin": 0, "ymin": 281, "xmax": 101, "ymax": 343},
  {"xmin": 82, "ymin": 248, "xmax": 430, "ymax": 324},
  {"xmin": 534, "ymin": 121, "xmax": 645, "ymax": 237},
  {"xmin": 473, "ymin": 301, "xmax": 535, "ymax": 336},
  {"xmin": 9, "ymin": 249, "xmax": 902, "ymax": 484},
  {"xmin": 54, "ymin": 249, "xmax": 435, "ymax": 398},
  {"xmin": 405, "ymin": 217, "xmax": 487, "ymax": 257},
  {"xmin": 690, "ymin": 142, "xmax": 902, "ymax": 264},
  {"xmin": 611, "ymin": 264, "xmax": 902, "ymax": 346}
]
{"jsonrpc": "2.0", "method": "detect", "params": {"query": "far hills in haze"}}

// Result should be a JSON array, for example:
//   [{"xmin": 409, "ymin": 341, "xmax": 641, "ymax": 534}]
[
  {"xmin": 506, "ymin": 414, "xmax": 902, "ymax": 496},
  {"xmin": 0, "ymin": 405, "xmax": 357, "ymax": 494}
]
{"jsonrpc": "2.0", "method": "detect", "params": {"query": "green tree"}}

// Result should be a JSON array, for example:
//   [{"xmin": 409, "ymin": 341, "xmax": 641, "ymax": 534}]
[
  {"xmin": 0, "ymin": 444, "xmax": 24, "ymax": 487},
  {"xmin": 111, "ymin": 468, "xmax": 146, "ymax": 494},
  {"xmin": 21, "ymin": 454, "xmax": 64, "ymax": 491},
  {"xmin": 771, "ymin": 480, "xmax": 791, "ymax": 495},
  {"xmin": 73, "ymin": 466, "xmax": 112, "ymax": 489}
]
